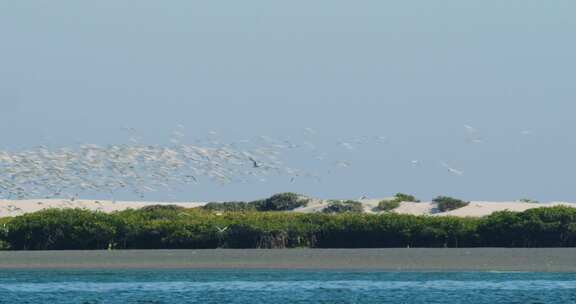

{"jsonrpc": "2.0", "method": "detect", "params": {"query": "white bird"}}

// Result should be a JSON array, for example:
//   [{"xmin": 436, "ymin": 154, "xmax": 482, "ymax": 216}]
[
  {"xmin": 441, "ymin": 162, "xmax": 464, "ymax": 176},
  {"xmin": 215, "ymin": 226, "xmax": 228, "ymax": 233},
  {"xmin": 303, "ymin": 127, "xmax": 316, "ymax": 135},
  {"xmin": 464, "ymin": 125, "xmax": 476, "ymax": 133},
  {"xmin": 184, "ymin": 175, "xmax": 198, "ymax": 183},
  {"xmin": 248, "ymin": 157, "xmax": 261, "ymax": 168},
  {"xmin": 314, "ymin": 153, "xmax": 327, "ymax": 161},
  {"xmin": 375, "ymin": 136, "xmax": 388, "ymax": 143},
  {"xmin": 464, "ymin": 125, "xmax": 484, "ymax": 144},
  {"xmin": 411, "ymin": 160, "xmax": 422, "ymax": 167},
  {"xmin": 338, "ymin": 142, "xmax": 355, "ymax": 150},
  {"xmin": 335, "ymin": 160, "xmax": 351, "ymax": 168},
  {"xmin": 447, "ymin": 167, "xmax": 464, "ymax": 176},
  {"xmin": 0, "ymin": 131, "xmax": 313, "ymax": 200}
]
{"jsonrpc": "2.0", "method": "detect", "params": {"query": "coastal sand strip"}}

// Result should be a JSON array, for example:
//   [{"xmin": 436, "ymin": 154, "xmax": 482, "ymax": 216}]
[
  {"xmin": 2, "ymin": 199, "xmax": 576, "ymax": 218},
  {"xmin": 0, "ymin": 249, "xmax": 575, "ymax": 272}
]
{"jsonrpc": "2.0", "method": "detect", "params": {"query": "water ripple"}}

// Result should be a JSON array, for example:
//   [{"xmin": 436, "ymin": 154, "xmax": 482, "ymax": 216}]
[{"xmin": 2, "ymin": 280, "xmax": 576, "ymax": 293}]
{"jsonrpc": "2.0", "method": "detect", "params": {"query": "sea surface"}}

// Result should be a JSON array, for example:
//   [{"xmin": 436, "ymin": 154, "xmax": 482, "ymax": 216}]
[{"xmin": 0, "ymin": 270, "xmax": 575, "ymax": 303}]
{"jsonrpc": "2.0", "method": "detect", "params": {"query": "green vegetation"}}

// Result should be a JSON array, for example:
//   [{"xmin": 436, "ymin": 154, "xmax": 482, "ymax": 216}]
[
  {"xmin": 201, "ymin": 193, "xmax": 309, "ymax": 212},
  {"xmin": 433, "ymin": 196, "xmax": 470, "ymax": 212},
  {"xmin": 1, "ymin": 206, "xmax": 575, "ymax": 250},
  {"xmin": 393, "ymin": 193, "xmax": 420, "ymax": 203},
  {"xmin": 202, "ymin": 201, "xmax": 256, "ymax": 212},
  {"xmin": 140, "ymin": 205, "xmax": 186, "ymax": 213},
  {"xmin": 376, "ymin": 200, "xmax": 400, "ymax": 212},
  {"xmin": 322, "ymin": 200, "xmax": 364, "ymax": 214},
  {"xmin": 253, "ymin": 192, "xmax": 310, "ymax": 211},
  {"xmin": 0, "ymin": 219, "xmax": 9, "ymax": 250},
  {"xmin": 375, "ymin": 193, "xmax": 419, "ymax": 212},
  {"xmin": 3, "ymin": 209, "xmax": 117, "ymax": 250},
  {"xmin": 477, "ymin": 207, "xmax": 576, "ymax": 247}
]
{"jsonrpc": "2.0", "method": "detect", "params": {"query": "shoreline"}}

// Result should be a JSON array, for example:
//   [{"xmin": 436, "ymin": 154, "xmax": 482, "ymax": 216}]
[
  {"xmin": 0, "ymin": 249, "xmax": 575, "ymax": 272},
  {"xmin": 2, "ymin": 198, "xmax": 576, "ymax": 218}
]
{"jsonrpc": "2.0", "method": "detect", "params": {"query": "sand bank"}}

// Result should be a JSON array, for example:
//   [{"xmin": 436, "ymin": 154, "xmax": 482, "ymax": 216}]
[
  {"xmin": 0, "ymin": 199, "xmax": 204, "ymax": 218},
  {"xmin": 1, "ymin": 198, "xmax": 576, "ymax": 218},
  {"xmin": 0, "ymin": 249, "xmax": 575, "ymax": 272}
]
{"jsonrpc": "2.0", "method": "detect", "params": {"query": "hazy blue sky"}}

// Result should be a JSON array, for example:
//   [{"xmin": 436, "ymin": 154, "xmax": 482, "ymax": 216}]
[{"xmin": 1, "ymin": 1, "xmax": 575, "ymax": 201}]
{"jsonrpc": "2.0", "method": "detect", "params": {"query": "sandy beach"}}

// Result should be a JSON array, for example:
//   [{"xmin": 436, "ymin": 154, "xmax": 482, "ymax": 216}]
[
  {"xmin": 390, "ymin": 201, "xmax": 576, "ymax": 217},
  {"xmin": 0, "ymin": 199, "xmax": 576, "ymax": 217},
  {"xmin": 0, "ymin": 249, "xmax": 575, "ymax": 271},
  {"xmin": 1, "ymin": 198, "xmax": 576, "ymax": 218},
  {"xmin": 0, "ymin": 199, "xmax": 205, "ymax": 218}
]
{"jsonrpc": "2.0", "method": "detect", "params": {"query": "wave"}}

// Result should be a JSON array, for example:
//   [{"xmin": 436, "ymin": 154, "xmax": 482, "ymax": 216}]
[{"xmin": 1, "ymin": 280, "xmax": 576, "ymax": 293}]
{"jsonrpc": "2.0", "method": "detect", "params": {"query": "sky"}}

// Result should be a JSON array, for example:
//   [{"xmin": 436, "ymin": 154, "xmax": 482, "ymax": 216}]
[{"xmin": 1, "ymin": 1, "xmax": 575, "ymax": 202}]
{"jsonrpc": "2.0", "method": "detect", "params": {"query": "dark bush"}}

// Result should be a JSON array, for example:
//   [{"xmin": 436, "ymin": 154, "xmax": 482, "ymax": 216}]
[
  {"xmin": 478, "ymin": 206, "xmax": 576, "ymax": 247},
  {"xmin": 1, "ymin": 206, "xmax": 575, "ymax": 250},
  {"xmin": 202, "ymin": 201, "xmax": 256, "ymax": 212},
  {"xmin": 137, "ymin": 204, "xmax": 188, "ymax": 220},
  {"xmin": 202, "ymin": 193, "xmax": 309, "ymax": 212},
  {"xmin": 4, "ymin": 209, "xmax": 118, "ymax": 250},
  {"xmin": 0, "ymin": 220, "xmax": 9, "ymax": 250},
  {"xmin": 374, "ymin": 193, "xmax": 418, "ymax": 212},
  {"xmin": 433, "ymin": 196, "xmax": 469, "ymax": 213},
  {"xmin": 394, "ymin": 193, "xmax": 419, "ymax": 203},
  {"xmin": 375, "ymin": 200, "xmax": 401, "ymax": 212},
  {"xmin": 322, "ymin": 200, "xmax": 364, "ymax": 214},
  {"xmin": 252, "ymin": 193, "xmax": 309, "ymax": 211},
  {"xmin": 519, "ymin": 198, "xmax": 539, "ymax": 204},
  {"xmin": 140, "ymin": 204, "xmax": 186, "ymax": 212}
]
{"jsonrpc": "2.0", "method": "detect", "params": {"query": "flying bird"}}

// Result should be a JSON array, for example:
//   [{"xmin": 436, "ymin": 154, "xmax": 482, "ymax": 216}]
[
  {"xmin": 338, "ymin": 141, "xmax": 355, "ymax": 150},
  {"xmin": 335, "ymin": 160, "xmax": 351, "ymax": 168},
  {"xmin": 464, "ymin": 125, "xmax": 476, "ymax": 132},
  {"xmin": 184, "ymin": 175, "xmax": 198, "ymax": 183},
  {"xmin": 248, "ymin": 157, "xmax": 261, "ymax": 168},
  {"xmin": 0, "ymin": 131, "xmax": 313, "ymax": 201},
  {"xmin": 464, "ymin": 124, "xmax": 484, "ymax": 144},
  {"xmin": 215, "ymin": 226, "xmax": 229, "ymax": 233},
  {"xmin": 441, "ymin": 162, "xmax": 464, "ymax": 176},
  {"xmin": 304, "ymin": 127, "xmax": 316, "ymax": 135}
]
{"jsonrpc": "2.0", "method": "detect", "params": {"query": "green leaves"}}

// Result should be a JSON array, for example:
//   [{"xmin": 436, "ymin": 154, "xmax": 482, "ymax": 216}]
[
  {"xmin": 375, "ymin": 200, "xmax": 401, "ymax": 212},
  {"xmin": 202, "ymin": 193, "xmax": 310, "ymax": 212},
  {"xmin": 375, "ymin": 194, "xmax": 419, "ymax": 212},
  {"xmin": 322, "ymin": 200, "xmax": 363, "ymax": 214},
  {"xmin": 0, "ymin": 206, "xmax": 575, "ymax": 249},
  {"xmin": 393, "ymin": 193, "xmax": 419, "ymax": 203},
  {"xmin": 253, "ymin": 193, "xmax": 310, "ymax": 211},
  {"xmin": 433, "ymin": 196, "xmax": 470, "ymax": 212},
  {"xmin": 3, "ymin": 209, "xmax": 117, "ymax": 250}
]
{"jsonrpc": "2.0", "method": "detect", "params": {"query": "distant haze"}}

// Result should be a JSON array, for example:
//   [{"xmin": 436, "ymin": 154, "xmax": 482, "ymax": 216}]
[{"xmin": 1, "ymin": 1, "xmax": 575, "ymax": 202}]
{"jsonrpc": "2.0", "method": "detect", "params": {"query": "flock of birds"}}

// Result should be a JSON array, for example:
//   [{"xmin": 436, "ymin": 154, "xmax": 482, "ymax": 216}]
[
  {"xmin": 0, "ymin": 125, "xmax": 391, "ymax": 200},
  {"xmin": 0, "ymin": 125, "xmax": 530, "ymax": 200},
  {"xmin": 0, "ymin": 134, "xmax": 305, "ymax": 200}
]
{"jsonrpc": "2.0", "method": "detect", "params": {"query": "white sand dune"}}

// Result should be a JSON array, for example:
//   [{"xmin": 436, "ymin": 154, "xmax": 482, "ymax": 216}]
[
  {"xmin": 0, "ymin": 199, "xmax": 205, "ymax": 218},
  {"xmin": 293, "ymin": 198, "xmax": 330, "ymax": 213},
  {"xmin": 293, "ymin": 199, "xmax": 576, "ymax": 217},
  {"xmin": 391, "ymin": 201, "xmax": 436, "ymax": 216},
  {"xmin": 436, "ymin": 201, "xmax": 576, "ymax": 217},
  {"xmin": 1, "ymin": 198, "xmax": 576, "ymax": 218}
]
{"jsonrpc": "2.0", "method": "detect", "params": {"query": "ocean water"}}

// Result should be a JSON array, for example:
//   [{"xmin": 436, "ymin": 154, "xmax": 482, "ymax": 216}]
[{"xmin": 0, "ymin": 270, "xmax": 575, "ymax": 304}]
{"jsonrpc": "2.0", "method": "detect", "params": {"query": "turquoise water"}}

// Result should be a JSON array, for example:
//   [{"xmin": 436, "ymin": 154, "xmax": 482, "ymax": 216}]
[{"xmin": 0, "ymin": 270, "xmax": 575, "ymax": 303}]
